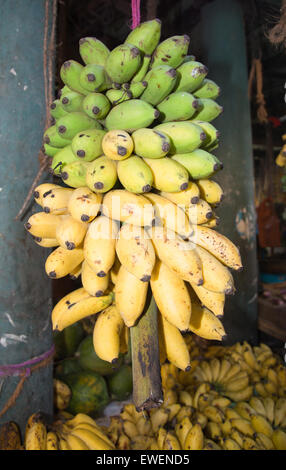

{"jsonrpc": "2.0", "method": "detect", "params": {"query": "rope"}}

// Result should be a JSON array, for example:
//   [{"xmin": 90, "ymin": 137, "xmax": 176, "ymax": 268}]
[
  {"xmin": 131, "ymin": 0, "xmax": 141, "ymax": 29},
  {"xmin": 248, "ymin": 57, "xmax": 268, "ymax": 125},
  {"xmin": 0, "ymin": 344, "xmax": 55, "ymax": 419}
]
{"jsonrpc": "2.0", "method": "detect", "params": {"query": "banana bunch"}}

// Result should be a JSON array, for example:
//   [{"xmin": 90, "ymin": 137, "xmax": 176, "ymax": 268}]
[
  {"xmin": 53, "ymin": 378, "xmax": 72, "ymax": 411},
  {"xmin": 0, "ymin": 421, "xmax": 23, "ymax": 450},
  {"xmin": 42, "ymin": 18, "xmax": 224, "ymax": 195}
]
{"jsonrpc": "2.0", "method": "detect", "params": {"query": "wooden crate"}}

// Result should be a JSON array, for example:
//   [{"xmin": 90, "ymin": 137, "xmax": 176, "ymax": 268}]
[{"xmin": 258, "ymin": 297, "xmax": 286, "ymax": 342}]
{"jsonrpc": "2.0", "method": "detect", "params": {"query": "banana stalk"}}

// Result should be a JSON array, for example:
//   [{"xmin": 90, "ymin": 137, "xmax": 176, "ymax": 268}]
[{"xmin": 130, "ymin": 293, "xmax": 163, "ymax": 412}]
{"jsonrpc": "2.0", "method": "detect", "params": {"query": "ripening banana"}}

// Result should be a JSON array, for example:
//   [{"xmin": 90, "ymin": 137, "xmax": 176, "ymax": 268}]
[
  {"xmin": 25, "ymin": 212, "xmax": 62, "ymax": 239},
  {"xmin": 50, "ymin": 145, "xmax": 78, "ymax": 176},
  {"xmin": 192, "ymin": 98, "xmax": 223, "ymax": 122},
  {"xmin": 154, "ymin": 120, "xmax": 206, "ymax": 154},
  {"xmin": 117, "ymin": 155, "xmax": 154, "ymax": 193},
  {"xmin": 33, "ymin": 183, "xmax": 62, "ymax": 206},
  {"xmin": 65, "ymin": 432, "xmax": 90, "ymax": 450},
  {"xmin": 33, "ymin": 237, "xmax": 60, "ymax": 248},
  {"xmin": 115, "ymin": 223, "xmax": 156, "ymax": 282},
  {"xmin": 131, "ymin": 128, "xmax": 171, "ymax": 159},
  {"xmin": 43, "ymin": 124, "xmax": 71, "ymax": 148},
  {"xmin": 274, "ymin": 398, "xmax": 286, "ymax": 427},
  {"xmin": 39, "ymin": 187, "xmax": 73, "ymax": 214},
  {"xmin": 93, "ymin": 303, "xmax": 124, "ymax": 363},
  {"xmin": 101, "ymin": 189, "xmax": 155, "ymax": 227},
  {"xmin": 102, "ymin": 130, "xmax": 134, "ymax": 161},
  {"xmin": 55, "ymin": 215, "xmax": 88, "ymax": 250},
  {"xmin": 197, "ymin": 178, "xmax": 224, "ymax": 206},
  {"xmin": 151, "ymin": 34, "xmax": 190, "ymax": 68},
  {"xmin": 67, "ymin": 187, "xmax": 102, "ymax": 223},
  {"xmin": 188, "ymin": 300, "xmax": 226, "ymax": 341},
  {"xmin": 85, "ymin": 155, "xmax": 117, "ymax": 193},
  {"xmin": 45, "ymin": 246, "xmax": 84, "ymax": 279},
  {"xmin": 115, "ymin": 265, "xmax": 148, "ymax": 327},
  {"xmin": 105, "ymin": 99, "xmax": 160, "ymax": 132},
  {"xmin": 174, "ymin": 60, "xmax": 208, "ymax": 93},
  {"xmin": 163, "ymin": 432, "xmax": 181, "ymax": 450},
  {"xmin": 184, "ymin": 423, "xmax": 204, "ymax": 450},
  {"xmin": 157, "ymin": 91, "xmax": 199, "ymax": 123},
  {"xmin": 160, "ymin": 181, "xmax": 200, "ymax": 207},
  {"xmin": 151, "ymin": 259, "xmax": 192, "ymax": 331},
  {"xmin": 79, "ymin": 37, "xmax": 110, "ymax": 67},
  {"xmin": 25, "ymin": 422, "xmax": 47, "ymax": 450},
  {"xmin": 68, "ymin": 427, "xmax": 114, "ymax": 450},
  {"xmin": 83, "ymin": 215, "xmax": 119, "ymax": 277},
  {"xmin": 193, "ymin": 78, "xmax": 221, "ymax": 99},
  {"xmin": 81, "ymin": 260, "xmax": 110, "ymax": 296},
  {"xmin": 272, "ymin": 429, "xmax": 286, "ymax": 450},
  {"xmin": 196, "ymin": 245, "xmax": 235, "ymax": 294},
  {"xmin": 71, "ymin": 128, "xmax": 106, "ymax": 162},
  {"xmin": 145, "ymin": 192, "xmax": 193, "ymax": 239},
  {"xmin": 61, "ymin": 160, "xmax": 90, "ymax": 188},
  {"xmin": 185, "ymin": 198, "xmax": 213, "ymax": 224},
  {"xmin": 223, "ymin": 385, "xmax": 253, "ymax": 402},
  {"xmin": 56, "ymin": 111, "xmax": 97, "ymax": 140},
  {"xmin": 140, "ymin": 65, "xmax": 178, "ymax": 106},
  {"xmin": 143, "ymin": 156, "xmax": 190, "ymax": 192},
  {"xmin": 191, "ymin": 120, "xmax": 220, "ymax": 151},
  {"xmin": 250, "ymin": 415, "xmax": 273, "ymax": 438},
  {"xmin": 105, "ymin": 88, "xmax": 131, "ymax": 105},
  {"xmin": 190, "ymin": 225, "xmax": 243, "ymax": 271},
  {"xmin": 46, "ymin": 431, "xmax": 59, "ymax": 450},
  {"xmin": 158, "ymin": 313, "xmax": 191, "ymax": 371},
  {"xmin": 125, "ymin": 18, "xmax": 162, "ymax": 55},
  {"xmin": 150, "ymin": 226, "xmax": 203, "ymax": 286},
  {"xmin": 189, "ymin": 282, "xmax": 225, "ymax": 317},
  {"xmin": 171, "ymin": 149, "xmax": 222, "ymax": 180}
]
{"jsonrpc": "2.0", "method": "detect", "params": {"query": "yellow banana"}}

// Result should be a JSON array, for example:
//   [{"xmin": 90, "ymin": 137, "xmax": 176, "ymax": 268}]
[
  {"xmin": 188, "ymin": 301, "xmax": 226, "ymax": 341},
  {"xmin": 175, "ymin": 416, "xmax": 192, "ymax": 448},
  {"xmin": 274, "ymin": 398, "xmax": 286, "ymax": 427},
  {"xmin": 33, "ymin": 237, "xmax": 60, "ymax": 248},
  {"xmin": 186, "ymin": 198, "xmax": 214, "ymax": 225},
  {"xmin": 255, "ymin": 432, "xmax": 275, "ymax": 450},
  {"xmin": 84, "ymin": 215, "xmax": 119, "ymax": 277},
  {"xmin": 69, "ymin": 262, "xmax": 82, "ymax": 280},
  {"xmin": 250, "ymin": 415, "xmax": 273, "ymax": 438},
  {"xmin": 145, "ymin": 192, "xmax": 193, "ymax": 239},
  {"xmin": 230, "ymin": 418, "xmax": 256, "ymax": 437},
  {"xmin": 81, "ymin": 260, "xmax": 109, "ymax": 297},
  {"xmin": 160, "ymin": 181, "xmax": 200, "ymax": 207},
  {"xmin": 242, "ymin": 436, "xmax": 260, "ymax": 450},
  {"xmin": 101, "ymin": 189, "xmax": 155, "ymax": 227},
  {"xmin": 243, "ymin": 349, "xmax": 259, "ymax": 371},
  {"xmin": 184, "ymin": 423, "xmax": 204, "ymax": 450},
  {"xmin": 55, "ymin": 215, "xmax": 88, "ymax": 250},
  {"xmin": 157, "ymin": 428, "xmax": 168, "ymax": 450},
  {"xmin": 205, "ymin": 421, "xmax": 222, "ymax": 441},
  {"xmin": 53, "ymin": 378, "xmax": 71, "ymax": 410},
  {"xmin": 196, "ymin": 245, "xmax": 235, "ymax": 294},
  {"xmin": 25, "ymin": 422, "xmax": 47, "ymax": 450},
  {"xmin": 71, "ymin": 422, "xmax": 115, "ymax": 448},
  {"xmin": 45, "ymin": 246, "xmax": 84, "ymax": 279},
  {"xmin": 69, "ymin": 427, "xmax": 114, "ymax": 450},
  {"xmin": 93, "ymin": 303, "xmax": 124, "ymax": 363},
  {"xmin": 67, "ymin": 186, "xmax": 102, "ymax": 222},
  {"xmin": 203, "ymin": 438, "xmax": 222, "ymax": 450},
  {"xmin": 190, "ymin": 225, "xmax": 243, "ymax": 271},
  {"xmin": 203, "ymin": 405, "xmax": 225, "ymax": 424},
  {"xmin": 272, "ymin": 429, "xmax": 286, "ymax": 450},
  {"xmin": 192, "ymin": 382, "xmax": 211, "ymax": 409},
  {"xmin": 197, "ymin": 178, "xmax": 224, "ymax": 206},
  {"xmin": 178, "ymin": 390, "xmax": 193, "ymax": 407},
  {"xmin": 58, "ymin": 436, "xmax": 71, "ymax": 450},
  {"xmin": 41, "ymin": 187, "xmax": 73, "ymax": 214},
  {"xmin": 219, "ymin": 363, "xmax": 242, "ymax": 384},
  {"xmin": 200, "ymin": 360, "xmax": 213, "ymax": 382},
  {"xmin": 34, "ymin": 182, "xmax": 61, "ymax": 206},
  {"xmin": 164, "ymin": 432, "xmax": 181, "ymax": 450},
  {"xmin": 224, "ymin": 385, "xmax": 253, "ymax": 402},
  {"xmin": 234, "ymin": 401, "xmax": 256, "ymax": 421},
  {"xmin": 158, "ymin": 314, "xmax": 191, "ymax": 371},
  {"xmin": 116, "ymin": 223, "xmax": 156, "ymax": 282},
  {"xmin": 221, "ymin": 437, "xmax": 241, "ymax": 450},
  {"xmin": 66, "ymin": 432, "xmax": 90, "ymax": 450},
  {"xmin": 189, "ymin": 282, "xmax": 225, "ymax": 317},
  {"xmin": 46, "ymin": 431, "xmax": 59, "ymax": 450},
  {"xmin": 150, "ymin": 407, "xmax": 169, "ymax": 433},
  {"xmin": 211, "ymin": 396, "xmax": 231, "ymax": 409},
  {"xmin": 201, "ymin": 216, "xmax": 220, "ymax": 228},
  {"xmin": 151, "ymin": 260, "xmax": 192, "ymax": 331},
  {"xmin": 230, "ymin": 430, "xmax": 244, "ymax": 448},
  {"xmin": 25, "ymin": 212, "xmax": 62, "ymax": 239},
  {"xmin": 209, "ymin": 358, "xmax": 221, "ymax": 382},
  {"xmin": 223, "ymin": 374, "xmax": 249, "ymax": 393},
  {"xmin": 115, "ymin": 264, "xmax": 148, "ymax": 327},
  {"xmin": 216, "ymin": 358, "xmax": 232, "ymax": 382},
  {"xmin": 0, "ymin": 421, "xmax": 22, "ymax": 450},
  {"xmin": 263, "ymin": 397, "xmax": 275, "ymax": 424},
  {"xmin": 150, "ymin": 226, "xmax": 203, "ymax": 285}
]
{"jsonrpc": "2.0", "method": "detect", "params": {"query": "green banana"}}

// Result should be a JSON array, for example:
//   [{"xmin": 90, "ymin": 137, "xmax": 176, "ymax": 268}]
[
  {"xmin": 82, "ymin": 92, "xmax": 111, "ymax": 120},
  {"xmin": 43, "ymin": 125, "xmax": 71, "ymax": 148},
  {"xmin": 171, "ymin": 149, "xmax": 222, "ymax": 179},
  {"xmin": 56, "ymin": 112, "xmax": 97, "ymax": 140},
  {"xmin": 105, "ymin": 43, "xmax": 142, "ymax": 85},
  {"xmin": 143, "ymin": 157, "xmax": 189, "ymax": 192},
  {"xmin": 154, "ymin": 121, "xmax": 206, "ymax": 154},
  {"xmin": 174, "ymin": 60, "xmax": 208, "ymax": 93},
  {"xmin": 60, "ymin": 60, "xmax": 89, "ymax": 95},
  {"xmin": 132, "ymin": 128, "xmax": 170, "ymax": 158},
  {"xmin": 105, "ymin": 99, "xmax": 159, "ymax": 132},
  {"xmin": 117, "ymin": 155, "xmax": 153, "ymax": 193},
  {"xmin": 193, "ymin": 78, "xmax": 221, "ymax": 99},
  {"xmin": 131, "ymin": 54, "xmax": 151, "ymax": 83},
  {"xmin": 151, "ymin": 35, "xmax": 190, "ymax": 68},
  {"xmin": 43, "ymin": 143, "xmax": 60, "ymax": 157},
  {"xmin": 129, "ymin": 81, "xmax": 148, "ymax": 98},
  {"xmin": 50, "ymin": 145, "xmax": 78, "ymax": 175},
  {"xmin": 124, "ymin": 19, "xmax": 162, "ymax": 55},
  {"xmin": 71, "ymin": 128, "xmax": 106, "ymax": 161},
  {"xmin": 140, "ymin": 65, "xmax": 177, "ymax": 105},
  {"xmin": 105, "ymin": 89, "xmax": 132, "ymax": 106},
  {"xmin": 156, "ymin": 91, "xmax": 199, "ymax": 122},
  {"xmin": 192, "ymin": 98, "xmax": 223, "ymax": 122},
  {"xmin": 191, "ymin": 120, "xmax": 220, "ymax": 150},
  {"xmin": 61, "ymin": 160, "xmax": 90, "ymax": 188},
  {"xmin": 61, "ymin": 90, "xmax": 84, "ymax": 113},
  {"xmin": 79, "ymin": 37, "xmax": 110, "ymax": 66},
  {"xmin": 50, "ymin": 99, "xmax": 69, "ymax": 120},
  {"xmin": 85, "ymin": 155, "xmax": 117, "ymax": 193},
  {"xmin": 79, "ymin": 64, "xmax": 108, "ymax": 93},
  {"xmin": 182, "ymin": 54, "xmax": 196, "ymax": 63}
]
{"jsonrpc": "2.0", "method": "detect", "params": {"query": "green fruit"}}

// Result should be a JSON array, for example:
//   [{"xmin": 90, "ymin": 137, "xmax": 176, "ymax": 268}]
[
  {"xmin": 61, "ymin": 90, "xmax": 84, "ymax": 113},
  {"xmin": 156, "ymin": 91, "xmax": 199, "ymax": 122},
  {"xmin": 106, "ymin": 89, "xmax": 132, "ymax": 106},
  {"xmin": 193, "ymin": 78, "xmax": 221, "ymax": 99},
  {"xmin": 76, "ymin": 335, "xmax": 122, "ymax": 376},
  {"xmin": 50, "ymin": 99, "xmax": 69, "ymax": 120},
  {"xmin": 43, "ymin": 125, "xmax": 71, "ymax": 148},
  {"xmin": 131, "ymin": 54, "xmax": 151, "ymax": 83},
  {"xmin": 82, "ymin": 93, "xmax": 111, "ymax": 120},
  {"xmin": 124, "ymin": 18, "xmax": 162, "ymax": 55},
  {"xmin": 61, "ymin": 160, "xmax": 90, "ymax": 188},
  {"xmin": 151, "ymin": 35, "xmax": 190, "ymax": 69},
  {"xmin": 56, "ymin": 112, "xmax": 97, "ymax": 140},
  {"xmin": 54, "ymin": 357, "xmax": 83, "ymax": 379},
  {"xmin": 79, "ymin": 37, "xmax": 110, "ymax": 66},
  {"xmin": 60, "ymin": 60, "xmax": 89, "ymax": 95},
  {"xmin": 192, "ymin": 98, "xmax": 223, "ymax": 122},
  {"xmin": 53, "ymin": 321, "xmax": 85, "ymax": 360},
  {"xmin": 63, "ymin": 370, "xmax": 110, "ymax": 417},
  {"xmin": 107, "ymin": 365, "xmax": 133, "ymax": 401},
  {"xmin": 171, "ymin": 149, "xmax": 223, "ymax": 179},
  {"xmin": 79, "ymin": 64, "xmax": 107, "ymax": 93},
  {"xmin": 143, "ymin": 157, "xmax": 189, "ymax": 192},
  {"xmin": 132, "ymin": 128, "xmax": 170, "ymax": 159},
  {"xmin": 51, "ymin": 145, "xmax": 78, "ymax": 175},
  {"xmin": 154, "ymin": 121, "xmax": 206, "ymax": 154},
  {"xmin": 182, "ymin": 54, "xmax": 196, "ymax": 63},
  {"xmin": 43, "ymin": 143, "xmax": 60, "ymax": 157},
  {"xmin": 105, "ymin": 43, "xmax": 142, "ymax": 85},
  {"xmin": 71, "ymin": 128, "xmax": 106, "ymax": 162},
  {"xmin": 117, "ymin": 155, "xmax": 153, "ymax": 193},
  {"xmin": 191, "ymin": 120, "xmax": 220, "ymax": 150},
  {"xmin": 129, "ymin": 80, "xmax": 148, "ymax": 98},
  {"xmin": 85, "ymin": 155, "xmax": 117, "ymax": 193},
  {"xmin": 105, "ymin": 99, "xmax": 159, "ymax": 132},
  {"xmin": 140, "ymin": 65, "xmax": 177, "ymax": 106},
  {"xmin": 174, "ymin": 60, "xmax": 208, "ymax": 93}
]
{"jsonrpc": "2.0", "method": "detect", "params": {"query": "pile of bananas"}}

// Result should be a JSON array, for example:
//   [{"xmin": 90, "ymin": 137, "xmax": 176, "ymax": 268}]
[{"xmin": 106, "ymin": 338, "xmax": 286, "ymax": 451}]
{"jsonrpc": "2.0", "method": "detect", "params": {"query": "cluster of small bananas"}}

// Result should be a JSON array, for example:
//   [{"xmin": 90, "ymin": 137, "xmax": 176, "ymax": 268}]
[
  {"xmin": 25, "ymin": 177, "xmax": 241, "ymax": 371},
  {"xmin": 106, "ymin": 339, "xmax": 286, "ymax": 451},
  {"xmin": 275, "ymin": 133, "xmax": 286, "ymax": 167},
  {"xmin": 44, "ymin": 18, "xmax": 223, "ymax": 195},
  {"xmin": 22, "ymin": 412, "xmax": 115, "ymax": 450}
]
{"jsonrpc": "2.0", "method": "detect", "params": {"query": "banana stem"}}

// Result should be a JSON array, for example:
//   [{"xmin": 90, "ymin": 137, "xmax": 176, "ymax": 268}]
[{"xmin": 130, "ymin": 292, "xmax": 163, "ymax": 412}]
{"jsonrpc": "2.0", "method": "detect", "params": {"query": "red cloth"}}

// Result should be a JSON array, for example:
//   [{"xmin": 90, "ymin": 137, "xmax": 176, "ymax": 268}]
[{"xmin": 257, "ymin": 198, "xmax": 281, "ymax": 247}]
